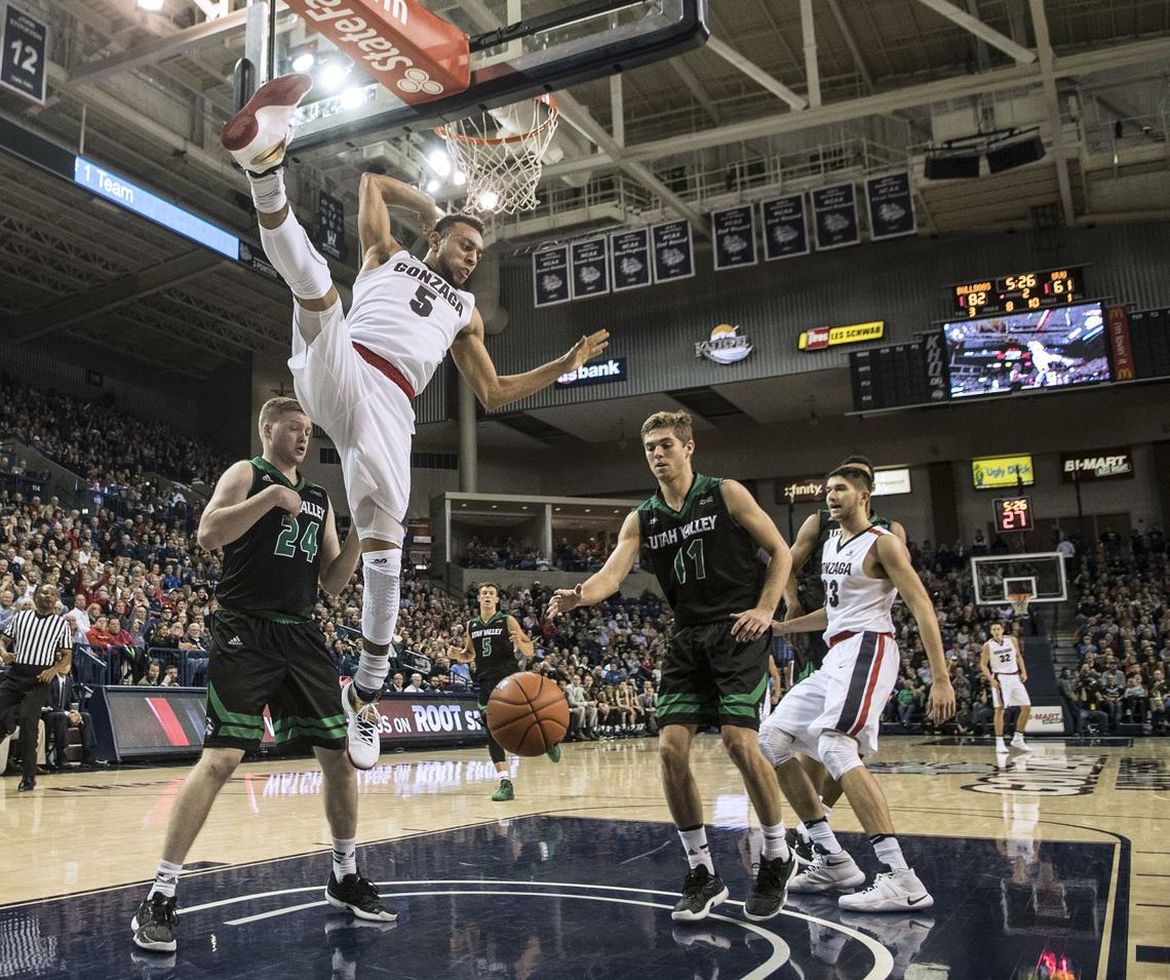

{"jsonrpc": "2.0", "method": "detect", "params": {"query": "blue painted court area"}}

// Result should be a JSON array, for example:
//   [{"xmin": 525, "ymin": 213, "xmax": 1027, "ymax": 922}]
[{"xmin": 0, "ymin": 817, "xmax": 1115, "ymax": 979}]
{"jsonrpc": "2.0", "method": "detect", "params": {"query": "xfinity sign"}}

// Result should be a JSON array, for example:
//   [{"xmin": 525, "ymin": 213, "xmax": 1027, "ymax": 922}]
[{"xmin": 556, "ymin": 357, "xmax": 628, "ymax": 388}]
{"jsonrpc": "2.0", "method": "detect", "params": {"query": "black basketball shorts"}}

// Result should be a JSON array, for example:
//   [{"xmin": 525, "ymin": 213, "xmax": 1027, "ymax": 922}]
[
  {"xmin": 657, "ymin": 621, "xmax": 771, "ymax": 730},
  {"xmin": 203, "ymin": 606, "xmax": 346, "ymax": 751}
]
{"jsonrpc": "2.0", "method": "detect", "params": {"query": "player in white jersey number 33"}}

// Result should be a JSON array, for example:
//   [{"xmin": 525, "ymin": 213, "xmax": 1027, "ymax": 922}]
[
  {"xmin": 221, "ymin": 74, "xmax": 609, "ymax": 771},
  {"xmin": 758, "ymin": 464, "xmax": 955, "ymax": 912}
]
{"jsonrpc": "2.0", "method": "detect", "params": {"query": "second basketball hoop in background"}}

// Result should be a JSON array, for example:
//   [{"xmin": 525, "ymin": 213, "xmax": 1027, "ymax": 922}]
[{"xmin": 435, "ymin": 95, "xmax": 559, "ymax": 214}]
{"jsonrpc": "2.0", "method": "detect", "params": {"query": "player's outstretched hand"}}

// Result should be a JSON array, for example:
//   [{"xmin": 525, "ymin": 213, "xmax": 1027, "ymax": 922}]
[
  {"xmin": 561, "ymin": 330, "xmax": 610, "ymax": 372},
  {"xmin": 266, "ymin": 485, "xmax": 303, "ymax": 517},
  {"xmin": 927, "ymin": 677, "xmax": 956, "ymax": 724},
  {"xmin": 729, "ymin": 607, "xmax": 772, "ymax": 643},
  {"xmin": 546, "ymin": 584, "xmax": 584, "ymax": 620}
]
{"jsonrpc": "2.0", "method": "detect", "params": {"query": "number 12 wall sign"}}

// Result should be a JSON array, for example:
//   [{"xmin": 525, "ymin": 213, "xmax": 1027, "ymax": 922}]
[{"xmin": 1, "ymin": 3, "xmax": 48, "ymax": 105}]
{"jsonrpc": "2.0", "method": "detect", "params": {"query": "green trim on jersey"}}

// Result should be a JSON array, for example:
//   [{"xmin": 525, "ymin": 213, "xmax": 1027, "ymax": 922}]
[
  {"xmin": 251, "ymin": 455, "xmax": 306, "ymax": 491},
  {"xmin": 640, "ymin": 472, "xmax": 718, "ymax": 519}
]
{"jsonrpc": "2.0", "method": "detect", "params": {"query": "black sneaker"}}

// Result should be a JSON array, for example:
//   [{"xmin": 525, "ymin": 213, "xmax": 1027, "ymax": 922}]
[
  {"xmin": 131, "ymin": 894, "xmax": 178, "ymax": 952},
  {"xmin": 671, "ymin": 866, "xmax": 729, "ymax": 922},
  {"xmin": 743, "ymin": 852, "xmax": 797, "ymax": 922},
  {"xmin": 786, "ymin": 827, "xmax": 814, "ymax": 866},
  {"xmin": 325, "ymin": 872, "xmax": 397, "ymax": 922}
]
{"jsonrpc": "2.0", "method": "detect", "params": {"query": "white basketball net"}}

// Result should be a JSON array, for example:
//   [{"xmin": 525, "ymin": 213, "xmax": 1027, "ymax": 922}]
[
  {"xmin": 435, "ymin": 95, "xmax": 559, "ymax": 214},
  {"xmin": 1008, "ymin": 593, "xmax": 1031, "ymax": 616}
]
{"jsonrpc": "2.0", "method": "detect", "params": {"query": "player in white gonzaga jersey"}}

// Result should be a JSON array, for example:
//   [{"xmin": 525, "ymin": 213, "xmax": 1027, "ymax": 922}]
[
  {"xmin": 221, "ymin": 75, "xmax": 608, "ymax": 770},
  {"xmin": 758, "ymin": 464, "xmax": 955, "ymax": 911},
  {"xmin": 980, "ymin": 621, "xmax": 1031, "ymax": 753}
]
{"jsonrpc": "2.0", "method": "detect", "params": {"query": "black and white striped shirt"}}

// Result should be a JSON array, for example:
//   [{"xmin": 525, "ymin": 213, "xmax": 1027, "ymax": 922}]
[{"xmin": 2, "ymin": 610, "xmax": 71, "ymax": 668}]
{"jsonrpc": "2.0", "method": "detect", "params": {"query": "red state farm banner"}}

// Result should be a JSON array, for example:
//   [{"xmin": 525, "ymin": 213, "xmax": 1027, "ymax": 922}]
[{"xmin": 284, "ymin": 0, "xmax": 470, "ymax": 103}]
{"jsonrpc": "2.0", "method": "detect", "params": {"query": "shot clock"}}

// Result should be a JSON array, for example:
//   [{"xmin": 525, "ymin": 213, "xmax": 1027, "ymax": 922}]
[{"xmin": 994, "ymin": 496, "xmax": 1034, "ymax": 532}]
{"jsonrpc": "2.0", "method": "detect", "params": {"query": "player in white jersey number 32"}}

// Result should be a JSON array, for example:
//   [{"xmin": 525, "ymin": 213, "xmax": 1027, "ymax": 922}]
[
  {"xmin": 758, "ymin": 465, "xmax": 955, "ymax": 912},
  {"xmin": 221, "ymin": 75, "xmax": 608, "ymax": 771}
]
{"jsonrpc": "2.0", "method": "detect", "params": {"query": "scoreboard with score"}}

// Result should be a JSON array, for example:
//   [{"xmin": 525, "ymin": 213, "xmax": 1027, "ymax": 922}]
[
  {"xmin": 952, "ymin": 266, "xmax": 1085, "ymax": 317},
  {"xmin": 994, "ymin": 496, "xmax": 1034, "ymax": 532}
]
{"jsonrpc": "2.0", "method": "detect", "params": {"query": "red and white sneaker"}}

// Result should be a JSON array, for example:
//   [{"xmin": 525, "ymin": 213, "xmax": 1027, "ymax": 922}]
[{"xmin": 221, "ymin": 73, "xmax": 313, "ymax": 173}]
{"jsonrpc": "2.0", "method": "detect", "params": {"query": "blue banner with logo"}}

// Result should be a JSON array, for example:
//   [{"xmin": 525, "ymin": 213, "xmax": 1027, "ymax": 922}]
[
  {"xmin": 317, "ymin": 190, "xmax": 347, "ymax": 262},
  {"xmin": 651, "ymin": 220, "xmax": 695, "ymax": 283},
  {"xmin": 760, "ymin": 194, "xmax": 810, "ymax": 260},
  {"xmin": 811, "ymin": 183, "xmax": 860, "ymax": 251},
  {"xmin": 865, "ymin": 172, "xmax": 916, "ymax": 240},
  {"xmin": 533, "ymin": 245, "xmax": 571, "ymax": 307},
  {"xmin": 571, "ymin": 237, "xmax": 610, "ymax": 299},
  {"xmin": 610, "ymin": 228, "xmax": 651, "ymax": 291},
  {"xmin": 712, "ymin": 205, "xmax": 758, "ymax": 270}
]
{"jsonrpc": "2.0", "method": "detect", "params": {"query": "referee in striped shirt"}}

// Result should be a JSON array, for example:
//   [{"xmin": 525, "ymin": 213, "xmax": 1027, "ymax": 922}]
[{"xmin": 0, "ymin": 582, "xmax": 73, "ymax": 792}]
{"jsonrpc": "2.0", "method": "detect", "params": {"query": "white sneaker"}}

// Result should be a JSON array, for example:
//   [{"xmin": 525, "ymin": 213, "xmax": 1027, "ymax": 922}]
[
  {"xmin": 221, "ymin": 73, "xmax": 313, "ymax": 173},
  {"xmin": 342, "ymin": 685, "xmax": 382, "ymax": 770},
  {"xmin": 1010, "ymin": 733, "xmax": 1030, "ymax": 752},
  {"xmin": 788, "ymin": 849, "xmax": 867, "ymax": 893},
  {"xmin": 837, "ymin": 868, "xmax": 933, "ymax": 912}
]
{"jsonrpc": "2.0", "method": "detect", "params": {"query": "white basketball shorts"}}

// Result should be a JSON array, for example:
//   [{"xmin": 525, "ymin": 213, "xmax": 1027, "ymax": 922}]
[
  {"xmin": 288, "ymin": 301, "xmax": 414, "ymax": 544},
  {"xmin": 992, "ymin": 673, "xmax": 1031, "ymax": 708},
  {"xmin": 764, "ymin": 630, "xmax": 898, "ymax": 758}
]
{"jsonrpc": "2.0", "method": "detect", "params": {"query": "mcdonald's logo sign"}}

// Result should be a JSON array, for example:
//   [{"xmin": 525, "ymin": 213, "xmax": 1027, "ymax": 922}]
[{"xmin": 1106, "ymin": 306, "xmax": 1135, "ymax": 381}]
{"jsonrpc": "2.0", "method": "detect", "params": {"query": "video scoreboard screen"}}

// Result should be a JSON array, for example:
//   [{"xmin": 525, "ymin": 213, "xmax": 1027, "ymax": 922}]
[
  {"xmin": 850, "ymin": 332, "xmax": 947, "ymax": 411},
  {"xmin": 952, "ymin": 266, "xmax": 1085, "ymax": 318}
]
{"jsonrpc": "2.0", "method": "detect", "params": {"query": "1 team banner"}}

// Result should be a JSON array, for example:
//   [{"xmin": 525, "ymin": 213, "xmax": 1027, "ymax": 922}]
[
  {"xmin": 865, "ymin": 172, "xmax": 916, "ymax": 240},
  {"xmin": 571, "ymin": 237, "xmax": 610, "ymax": 299},
  {"xmin": 1061, "ymin": 447, "xmax": 1134, "ymax": 482},
  {"xmin": 533, "ymin": 245, "xmax": 570, "ymax": 307},
  {"xmin": 317, "ymin": 190, "xmax": 347, "ymax": 262},
  {"xmin": 811, "ymin": 183, "xmax": 860, "ymax": 250},
  {"xmin": 610, "ymin": 228, "xmax": 652, "ymax": 291},
  {"xmin": 972, "ymin": 454, "xmax": 1035, "ymax": 490},
  {"xmin": 712, "ymin": 205, "xmax": 758, "ymax": 270},
  {"xmin": 761, "ymin": 194, "xmax": 810, "ymax": 260},
  {"xmin": 651, "ymin": 220, "xmax": 695, "ymax": 283}
]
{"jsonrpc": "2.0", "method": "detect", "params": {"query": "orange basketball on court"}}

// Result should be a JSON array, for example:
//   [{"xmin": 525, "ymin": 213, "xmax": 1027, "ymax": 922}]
[{"xmin": 486, "ymin": 672, "xmax": 570, "ymax": 757}]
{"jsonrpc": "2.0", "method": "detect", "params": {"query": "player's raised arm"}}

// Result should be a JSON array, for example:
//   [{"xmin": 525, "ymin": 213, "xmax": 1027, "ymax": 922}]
[
  {"xmin": 546, "ymin": 511, "xmax": 641, "ymax": 618},
  {"xmin": 450, "ymin": 317, "xmax": 609, "ymax": 411},
  {"xmin": 358, "ymin": 172, "xmax": 440, "ymax": 264},
  {"xmin": 197, "ymin": 460, "xmax": 299, "ymax": 552},
  {"xmin": 318, "ymin": 499, "xmax": 362, "ymax": 596},
  {"xmin": 782, "ymin": 511, "xmax": 822, "ymax": 618},
  {"xmin": 875, "ymin": 534, "xmax": 955, "ymax": 723},
  {"xmin": 722, "ymin": 479, "xmax": 791, "ymax": 642}
]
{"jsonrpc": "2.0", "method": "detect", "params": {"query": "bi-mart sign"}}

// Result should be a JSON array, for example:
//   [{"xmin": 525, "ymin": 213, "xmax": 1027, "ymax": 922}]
[{"xmin": 1061, "ymin": 447, "xmax": 1133, "ymax": 482}]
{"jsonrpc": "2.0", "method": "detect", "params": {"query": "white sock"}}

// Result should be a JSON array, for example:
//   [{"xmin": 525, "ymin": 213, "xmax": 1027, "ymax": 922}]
[
  {"xmin": 870, "ymin": 834, "xmax": 909, "ymax": 871},
  {"xmin": 248, "ymin": 168, "xmax": 287, "ymax": 212},
  {"xmin": 805, "ymin": 815, "xmax": 843, "ymax": 855},
  {"xmin": 148, "ymin": 860, "xmax": 182, "ymax": 899},
  {"xmin": 761, "ymin": 822, "xmax": 792, "ymax": 862},
  {"xmin": 996, "ymin": 736, "xmax": 1007, "ymax": 748},
  {"xmin": 332, "ymin": 837, "xmax": 357, "ymax": 880},
  {"xmin": 678, "ymin": 826, "xmax": 714, "ymax": 873}
]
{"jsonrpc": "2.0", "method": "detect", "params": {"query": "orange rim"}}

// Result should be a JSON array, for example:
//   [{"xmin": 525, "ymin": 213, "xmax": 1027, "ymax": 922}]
[{"xmin": 434, "ymin": 94, "xmax": 558, "ymax": 146}]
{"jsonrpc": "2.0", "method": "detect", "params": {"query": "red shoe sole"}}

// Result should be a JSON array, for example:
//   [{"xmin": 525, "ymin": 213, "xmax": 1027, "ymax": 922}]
[{"xmin": 221, "ymin": 73, "xmax": 313, "ymax": 151}]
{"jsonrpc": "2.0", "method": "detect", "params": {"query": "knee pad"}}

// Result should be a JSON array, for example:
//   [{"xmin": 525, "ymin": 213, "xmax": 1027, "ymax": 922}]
[
  {"xmin": 818, "ymin": 730, "xmax": 863, "ymax": 782},
  {"xmin": 360, "ymin": 549, "xmax": 402, "ymax": 646},
  {"xmin": 758, "ymin": 721, "xmax": 796, "ymax": 769}
]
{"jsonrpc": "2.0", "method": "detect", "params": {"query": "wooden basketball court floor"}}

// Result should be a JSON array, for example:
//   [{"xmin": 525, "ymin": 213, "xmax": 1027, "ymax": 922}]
[{"xmin": 1, "ymin": 735, "xmax": 1167, "ymax": 979}]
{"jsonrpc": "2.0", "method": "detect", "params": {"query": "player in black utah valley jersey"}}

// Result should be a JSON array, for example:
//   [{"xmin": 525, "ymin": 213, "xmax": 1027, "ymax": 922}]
[
  {"xmin": 132, "ymin": 398, "xmax": 393, "ymax": 958},
  {"xmin": 449, "ymin": 583, "xmax": 555, "ymax": 801},
  {"xmin": 547, "ymin": 410, "xmax": 797, "ymax": 925}
]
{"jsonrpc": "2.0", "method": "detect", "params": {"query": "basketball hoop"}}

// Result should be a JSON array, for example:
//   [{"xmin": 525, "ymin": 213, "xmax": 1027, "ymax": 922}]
[
  {"xmin": 1008, "ymin": 592, "xmax": 1031, "ymax": 617},
  {"xmin": 434, "ymin": 94, "xmax": 559, "ymax": 214}
]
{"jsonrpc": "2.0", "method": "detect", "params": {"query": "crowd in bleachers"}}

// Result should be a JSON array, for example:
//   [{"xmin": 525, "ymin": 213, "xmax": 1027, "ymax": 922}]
[{"xmin": 460, "ymin": 535, "xmax": 618, "ymax": 573}]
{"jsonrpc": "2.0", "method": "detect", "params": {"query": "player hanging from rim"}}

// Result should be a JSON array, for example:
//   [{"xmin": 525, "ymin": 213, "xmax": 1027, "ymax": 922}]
[
  {"xmin": 221, "ymin": 75, "xmax": 608, "ymax": 772},
  {"xmin": 980, "ymin": 620, "xmax": 1032, "ymax": 755},
  {"xmin": 546, "ymin": 411, "xmax": 798, "ymax": 924},
  {"xmin": 132, "ymin": 398, "xmax": 388, "ymax": 955},
  {"xmin": 448, "ymin": 582, "xmax": 557, "ymax": 802},
  {"xmin": 779, "ymin": 455, "xmax": 907, "ymax": 863},
  {"xmin": 758, "ymin": 464, "xmax": 955, "ymax": 911}
]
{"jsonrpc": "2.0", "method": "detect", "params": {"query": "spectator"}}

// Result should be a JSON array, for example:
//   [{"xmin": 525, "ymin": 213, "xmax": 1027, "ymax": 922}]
[
  {"xmin": 404, "ymin": 672, "xmax": 424, "ymax": 694},
  {"xmin": 42, "ymin": 672, "xmax": 103, "ymax": 768},
  {"xmin": 159, "ymin": 665, "xmax": 180, "ymax": 687},
  {"xmin": 138, "ymin": 661, "xmax": 162, "ymax": 686}
]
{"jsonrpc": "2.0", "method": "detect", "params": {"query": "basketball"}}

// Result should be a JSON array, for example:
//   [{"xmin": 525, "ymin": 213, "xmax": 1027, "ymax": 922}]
[{"xmin": 485, "ymin": 672, "xmax": 570, "ymax": 757}]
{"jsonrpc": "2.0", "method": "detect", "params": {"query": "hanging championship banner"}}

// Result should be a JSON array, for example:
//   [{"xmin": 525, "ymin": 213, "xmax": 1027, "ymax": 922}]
[
  {"xmin": 865, "ymin": 172, "xmax": 916, "ymax": 240},
  {"xmin": 317, "ymin": 190, "xmax": 347, "ymax": 262},
  {"xmin": 570, "ymin": 237, "xmax": 610, "ymax": 299},
  {"xmin": 811, "ymin": 183, "xmax": 860, "ymax": 250},
  {"xmin": 761, "ymin": 194, "xmax": 809, "ymax": 260},
  {"xmin": 533, "ymin": 245, "xmax": 570, "ymax": 307},
  {"xmin": 651, "ymin": 220, "xmax": 695, "ymax": 283},
  {"xmin": 1, "ymin": 2, "xmax": 47, "ymax": 105},
  {"xmin": 712, "ymin": 205, "xmax": 758, "ymax": 270},
  {"xmin": 610, "ymin": 228, "xmax": 651, "ymax": 291}
]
